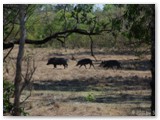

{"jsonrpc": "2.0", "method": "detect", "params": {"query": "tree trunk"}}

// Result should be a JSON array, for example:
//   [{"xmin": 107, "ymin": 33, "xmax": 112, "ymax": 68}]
[
  {"xmin": 89, "ymin": 35, "xmax": 97, "ymax": 61},
  {"xmin": 12, "ymin": 5, "xmax": 26, "ymax": 116},
  {"xmin": 150, "ymin": 4, "xmax": 155, "ymax": 116}
]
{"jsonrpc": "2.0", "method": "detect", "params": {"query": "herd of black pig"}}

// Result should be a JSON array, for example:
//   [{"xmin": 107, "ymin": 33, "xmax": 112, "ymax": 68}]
[{"xmin": 47, "ymin": 57, "xmax": 122, "ymax": 70}]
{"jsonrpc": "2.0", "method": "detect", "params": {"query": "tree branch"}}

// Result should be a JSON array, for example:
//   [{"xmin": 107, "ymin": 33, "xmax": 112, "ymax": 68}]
[
  {"xmin": 13, "ymin": 28, "xmax": 101, "ymax": 44},
  {"xmin": 4, "ymin": 28, "xmax": 111, "ymax": 49},
  {"xmin": 3, "ymin": 42, "xmax": 14, "ymax": 50},
  {"xmin": 3, "ymin": 44, "xmax": 14, "ymax": 62}
]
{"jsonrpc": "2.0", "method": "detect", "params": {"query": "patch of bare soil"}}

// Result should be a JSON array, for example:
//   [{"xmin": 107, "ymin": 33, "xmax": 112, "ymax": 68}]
[{"xmin": 3, "ymin": 45, "xmax": 151, "ymax": 116}]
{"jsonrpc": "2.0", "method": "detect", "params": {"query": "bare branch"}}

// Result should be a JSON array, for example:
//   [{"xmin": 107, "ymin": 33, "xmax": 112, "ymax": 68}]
[
  {"xmin": 4, "ymin": 23, "xmax": 15, "ymax": 41},
  {"xmin": 20, "ymin": 84, "xmax": 32, "ymax": 105},
  {"xmin": 4, "ymin": 27, "xmax": 112, "ymax": 50},
  {"xmin": 3, "ymin": 44, "xmax": 14, "ymax": 62},
  {"xmin": 3, "ymin": 42, "xmax": 14, "ymax": 50},
  {"xmin": 12, "ymin": 28, "xmax": 101, "ymax": 45},
  {"xmin": 56, "ymin": 38, "xmax": 64, "ymax": 44},
  {"xmin": 20, "ymin": 57, "xmax": 36, "ymax": 94}
]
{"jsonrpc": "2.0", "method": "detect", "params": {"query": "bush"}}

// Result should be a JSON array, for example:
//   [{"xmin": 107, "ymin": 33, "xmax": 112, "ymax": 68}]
[
  {"xmin": 3, "ymin": 80, "xmax": 29, "ymax": 116},
  {"xmin": 3, "ymin": 80, "xmax": 14, "ymax": 114},
  {"xmin": 85, "ymin": 93, "xmax": 96, "ymax": 102}
]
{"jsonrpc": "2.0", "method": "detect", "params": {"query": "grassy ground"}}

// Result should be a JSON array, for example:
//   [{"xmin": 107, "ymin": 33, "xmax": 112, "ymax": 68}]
[{"xmin": 3, "ymin": 45, "xmax": 151, "ymax": 116}]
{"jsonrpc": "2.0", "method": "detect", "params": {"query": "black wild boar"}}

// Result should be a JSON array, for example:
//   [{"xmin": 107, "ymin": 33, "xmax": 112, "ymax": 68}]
[
  {"xmin": 76, "ymin": 58, "xmax": 94, "ymax": 69},
  {"xmin": 99, "ymin": 60, "xmax": 122, "ymax": 69},
  {"xmin": 47, "ymin": 57, "xmax": 68, "ymax": 69}
]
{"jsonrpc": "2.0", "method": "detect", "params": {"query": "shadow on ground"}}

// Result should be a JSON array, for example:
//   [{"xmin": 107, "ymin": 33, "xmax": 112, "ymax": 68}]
[
  {"xmin": 94, "ymin": 59, "xmax": 150, "ymax": 71},
  {"xmin": 32, "ymin": 76, "xmax": 151, "ymax": 92},
  {"xmin": 30, "ymin": 75, "xmax": 151, "ymax": 105},
  {"xmin": 68, "ymin": 93, "xmax": 151, "ymax": 104},
  {"xmin": 24, "ymin": 75, "xmax": 152, "ymax": 112},
  {"xmin": 120, "ymin": 60, "xmax": 151, "ymax": 71}
]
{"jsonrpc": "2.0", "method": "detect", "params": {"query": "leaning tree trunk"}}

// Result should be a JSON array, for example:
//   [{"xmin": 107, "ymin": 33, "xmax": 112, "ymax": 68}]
[
  {"xmin": 89, "ymin": 35, "xmax": 97, "ymax": 61},
  {"xmin": 12, "ymin": 5, "xmax": 26, "ymax": 116},
  {"xmin": 150, "ymin": 4, "xmax": 155, "ymax": 116}
]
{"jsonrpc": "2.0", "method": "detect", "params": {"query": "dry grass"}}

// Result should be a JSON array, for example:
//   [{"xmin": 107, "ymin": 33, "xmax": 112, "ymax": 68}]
[{"xmin": 3, "ymin": 45, "xmax": 152, "ymax": 116}]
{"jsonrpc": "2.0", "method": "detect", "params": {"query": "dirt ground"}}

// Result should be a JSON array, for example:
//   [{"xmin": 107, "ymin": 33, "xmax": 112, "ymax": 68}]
[{"xmin": 3, "ymin": 45, "xmax": 152, "ymax": 116}]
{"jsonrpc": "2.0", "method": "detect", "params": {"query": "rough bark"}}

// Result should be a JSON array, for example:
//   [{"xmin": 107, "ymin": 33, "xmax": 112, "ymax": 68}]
[{"xmin": 12, "ymin": 5, "xmax": 26, "ymax": 116}]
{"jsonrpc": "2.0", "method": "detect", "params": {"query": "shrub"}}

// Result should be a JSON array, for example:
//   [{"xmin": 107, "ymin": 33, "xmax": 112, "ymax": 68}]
[
  {"xmin": 3, "ymin": 80, "xmax": 29, "ymax": 116},
  {"xmin": 85, "ymin": 93, "xmax": 96, "ymax": 102},
  {"xmin": 3, "ymin": 80, "xmax": 14, "ymax": 114}
]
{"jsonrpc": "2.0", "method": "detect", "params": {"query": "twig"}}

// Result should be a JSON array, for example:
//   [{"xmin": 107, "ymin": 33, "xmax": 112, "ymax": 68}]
[{"xmin": 20, "ymin": 84, "xmax": 32, "ymax": 105}]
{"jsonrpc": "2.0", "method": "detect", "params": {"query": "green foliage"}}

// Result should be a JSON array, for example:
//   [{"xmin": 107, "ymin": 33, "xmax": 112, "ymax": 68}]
[
  {"xmin": 19, "ymin": 107, "xmax": 29, "ymax": 116},
  {"xmin": 122, "ymin": 4, "xmax": 153, "ymax": 46},
  {"xmin": 103, "ymin": 4, "xmax": 116, "ymax": 12},
  {"xmin": 3, "ymin": 5, "xmax": 20, "ymax": 41},
  {"xmin": 54, "ymin": 4, "xmax": 74, "ymax": 12},
  {"xmin": 112, "ymin": 19, "xmax": 122, "ymax": 31},
  {"xmin": 85, "ymin": 93, "xmax": 96, "ymax": 102},
  {"xmin": 3, "ymin": 80, "xmax": 29, "ymax": 116},
  {"xmin": 4, "ymin": 4, "xmax": 151, "ymax": 51},
  {"xmin": 3, "ymin": 80, "xmax": 14, "ymax": 114}
]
